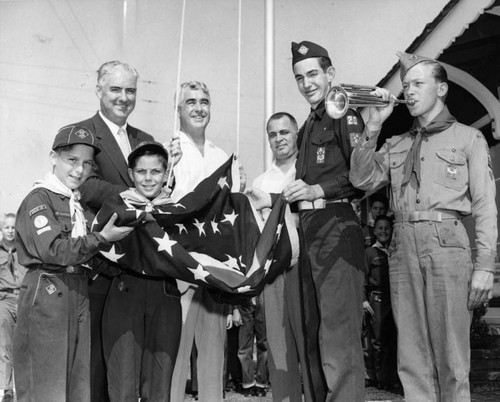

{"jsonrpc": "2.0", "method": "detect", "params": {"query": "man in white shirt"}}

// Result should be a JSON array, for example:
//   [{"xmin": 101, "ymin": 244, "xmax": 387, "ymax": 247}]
[
  {"xmin": 169, "ymin": 81, "xmax": 230, "ymax": 402},
  {"xmin": 252, "ymin": 112, "xmax": 312, "ymax": 402}
]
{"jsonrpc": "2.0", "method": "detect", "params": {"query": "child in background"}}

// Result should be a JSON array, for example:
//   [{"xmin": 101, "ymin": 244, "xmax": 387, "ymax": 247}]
[
  {"xmin": 0, "ymin": 213, "xmax": 27, "ymax": 402},
  {"xmin": 13, "ymin": 125, "xmax": 132, "ymax": 401},
  {"xmin": 363, "ymin": 215, "xmax": 399, "ymax": 391}
]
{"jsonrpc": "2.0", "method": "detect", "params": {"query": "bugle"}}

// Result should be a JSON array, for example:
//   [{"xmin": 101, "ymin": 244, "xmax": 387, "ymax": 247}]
[{"xmin": 325, "ymin": 84, "xmax": 414, "ymax": 119}]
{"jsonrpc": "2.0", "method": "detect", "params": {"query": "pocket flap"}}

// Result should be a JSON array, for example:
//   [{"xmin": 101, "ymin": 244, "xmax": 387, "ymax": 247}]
[
  {"xmin": 436, "ymin": 150, "xmax": 466, "ymax": 165},
  {"xmin": 311, "ymin": 130, "xmax": 335, "ymax": 146}
]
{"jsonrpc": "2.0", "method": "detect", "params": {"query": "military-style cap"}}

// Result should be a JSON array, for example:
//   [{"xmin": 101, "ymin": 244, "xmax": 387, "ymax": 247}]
[
  {"xmin": 128, "ymin": 140, "xmax": 169, "ymax": 167},
  {"xmin": 52, "ymin": 125, "xmax": 100, "ymax": 153},
  {"xmin": 397, "ymin": 51, "xmax": 438, "ymax": 80},
  {"xmin": 291, "ymin": 41, "xmax": 331, "ymax": 66}
]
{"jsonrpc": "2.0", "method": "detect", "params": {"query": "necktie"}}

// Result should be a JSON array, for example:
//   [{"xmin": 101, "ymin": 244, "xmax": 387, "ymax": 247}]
[
  {"xmin": 117, "ymin": 126, "xmax": 131, "ymax": 158},
  {"xmin": 296, "ymin": 110, "xmax": 315, "ymax": 179},
  {"xmin": 401, "ymin": 106, "xmax": 457, "ymax": 192}
]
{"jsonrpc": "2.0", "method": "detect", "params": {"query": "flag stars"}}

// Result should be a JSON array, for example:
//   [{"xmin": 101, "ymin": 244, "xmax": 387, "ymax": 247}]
[
  {"xmin": 193, "ymin": 219, "xmax": 206, "ymax": 236},
  {"xmin": 188, "ymin": 264, "xmax": 210, "ymax": 283},
  {"xmin": 221, "ymin": 211, "xmax": 238, "ymax": 226},
  {"xmin": 100, "ymin": 245, "xmax": 125, "ymax": 263},
  {"xmin": 176, "ymin": 223, "xmax": 188, "ymax": 234},
  {"xmin": 224, "ymin": 254, "xmax": 240, "ymax": 271},
  {"xmin": 210, "ymin": 218, "xmax": 221, "ymax": 234},
  {"xmin": 153, "ymin": 232, "xmax": 177, "ymax": 255},
  {"xmin": 218, "ymin": 176, "xmax": 229, "ymax": 189}
]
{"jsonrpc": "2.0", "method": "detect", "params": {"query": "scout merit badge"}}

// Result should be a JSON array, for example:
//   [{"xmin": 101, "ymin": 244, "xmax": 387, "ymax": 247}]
[{"xmin": 316, "ymin": 147, "xmax": 325, "ymax": 164}]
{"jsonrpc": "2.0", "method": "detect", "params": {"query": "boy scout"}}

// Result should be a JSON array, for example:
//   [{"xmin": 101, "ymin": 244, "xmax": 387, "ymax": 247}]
[
  {"xmin": 350, "ymin": 53, "xmax": 497, "ymax": 401},
  {"xmin": 102, "ymin": 141, "xmax": 181, "ymax": 401},
  {"xmin": 13, "ymin": 125, "xmax": 132, "ymax": 402}
]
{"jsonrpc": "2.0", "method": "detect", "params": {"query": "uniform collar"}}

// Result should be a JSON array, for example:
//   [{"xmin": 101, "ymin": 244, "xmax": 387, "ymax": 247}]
[{"xmin": 311, "ymin": 99, "xmax": 326, "ymax": 120}]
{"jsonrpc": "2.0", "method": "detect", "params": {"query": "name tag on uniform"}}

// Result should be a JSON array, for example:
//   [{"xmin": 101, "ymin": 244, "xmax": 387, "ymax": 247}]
[{"xmin": 316, "ymin": 147, "xmax": 325, "ymax": 164}]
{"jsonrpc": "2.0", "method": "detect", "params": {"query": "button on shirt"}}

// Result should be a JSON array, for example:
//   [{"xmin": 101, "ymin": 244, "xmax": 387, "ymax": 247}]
[
  {"xmin": 350, "ymin": 121, "xmax": 497, "ymax": 271},
  {"xmin": 171, "ymin": 130, "xmax": 229, "ymax": 202}
]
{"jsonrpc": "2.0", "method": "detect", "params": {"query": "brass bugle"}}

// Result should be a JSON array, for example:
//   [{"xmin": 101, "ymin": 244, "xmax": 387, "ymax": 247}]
[{"xmin": 325, "ymin": 84, "xmax": 415, "ymax": 119}]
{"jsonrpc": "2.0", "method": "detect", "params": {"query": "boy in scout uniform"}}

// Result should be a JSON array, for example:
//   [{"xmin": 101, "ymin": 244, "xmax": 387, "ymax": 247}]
[
  {"xmin": 350, "ymin": 52, "xmax": 497, "ymax": 401},
  {"xmin": 13, "ymin": 125, "xmax": 132, "ymax": 402},
  {"xmin": 101, "ymin": 141, "xmax": 182, "ymax": 401}
]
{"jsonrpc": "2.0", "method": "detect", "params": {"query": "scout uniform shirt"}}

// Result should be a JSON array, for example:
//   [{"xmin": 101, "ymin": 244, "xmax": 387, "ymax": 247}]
[
  {"xmin": 16, "ymin": 183, "xmax": 108, "ymax": 270},
  {"xmin": 350, "ymin": 120, "xmax": 497, "ymax": 271},
  {"xmin": 295, "ymin": 100, "xmax": 365, "ymax": 202}
]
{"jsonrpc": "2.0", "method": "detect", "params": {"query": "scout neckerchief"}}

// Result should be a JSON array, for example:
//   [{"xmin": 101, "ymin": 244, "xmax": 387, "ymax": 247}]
[
  {"xmin": 401, "ymin": 106, "xmax": 456, "ymax": 192},
  {"xmin": 120, "ymin": 188, "xmax": 172, "ymax": 212},
  {"xmin": 33, "ymin": 173, "xmax": 87, "ymax": 237},
  {"xmin": 1, "ymin": 239, "xmax": 17, "ymax": 279}
]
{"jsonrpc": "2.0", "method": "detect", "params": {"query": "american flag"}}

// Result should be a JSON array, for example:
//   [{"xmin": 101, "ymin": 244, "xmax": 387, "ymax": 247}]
[{"xmin": 91, "ymin": 155, "xmax": 291, "ymax": 303}]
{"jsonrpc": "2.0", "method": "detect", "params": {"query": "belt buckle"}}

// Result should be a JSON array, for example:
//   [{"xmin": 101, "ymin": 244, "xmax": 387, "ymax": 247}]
[{"xmin": 314, "ymin": 199, "xmax": 326, "ymax": 209}]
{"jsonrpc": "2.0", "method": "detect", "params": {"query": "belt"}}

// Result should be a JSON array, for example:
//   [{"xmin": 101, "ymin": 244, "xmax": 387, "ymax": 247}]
[
  {"xmin": 0, "ymin": 288, "xmax": 20, "ymax": 295},
  {"xmin": 297, "ymin": 198, "xmax": 349, "ymax": 211},
  {"xmin": 394, "ymin": 210, "xmax": 460, "ymax": 223},
  {"xmin": 64, "ymin": 265, "xmax": 87, "ymax": 274}
]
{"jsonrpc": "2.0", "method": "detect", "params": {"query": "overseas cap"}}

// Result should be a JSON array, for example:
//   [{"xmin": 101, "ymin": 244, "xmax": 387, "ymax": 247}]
[
  {"xmin": 128, "ymin": 141, "xmax": 169, "ymax": 168},
  {"xmin": 397, "ymin": 51, "xmax": 438, "ymax": 80},
  {"xmin": 52, "ymin": 125, "xmax": 100, "ymax": 153},
  {"xmin": 291, "ymin": 41, "xmax": 331, "ymax": 66}
]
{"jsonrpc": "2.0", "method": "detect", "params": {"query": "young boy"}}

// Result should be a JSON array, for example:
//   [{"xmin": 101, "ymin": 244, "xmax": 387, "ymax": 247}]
[
  {"xmin": 101, "ymin": 141, "xmax": 182, "ymax": 401},
  {"xmin": 13, "ymin": 125, "xmax": 133, "ymax": 402},
  {"xmin": 0, "ymin": 213, "xmax": 27, "ymax": 402},
  {"xmin": 362, "ymin": 215, "xmax": 398, "ymax": 391}
]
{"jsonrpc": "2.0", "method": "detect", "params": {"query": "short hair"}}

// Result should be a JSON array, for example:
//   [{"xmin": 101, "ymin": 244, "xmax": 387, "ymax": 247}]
[
  {"xmin": 0, "ymin": 213, "xmax": 15, "ymax": 227},
  {"xmin": 419, "ymin": 60, "xmax": 448, "ymax": 84},
  {"xmin": 129, "ymin": 150, "xmax": 168, "ymax": 170},
  {"xmin": 369, "ymin": 193, "xmax": 389, "ymax": 209},
  {"xmin": 318, "ymin": 56, "xmax": 332, "ymax": 72},
  {"xmin": 97, "ymin": 61, "xmax": 139, "ymax": 86},
  {"xmin": 174, "ymin": 81, "xmax": 211, "ymax": 108},
  {"xmin": 266, "ymin": 112, "xmax": 298, "ymax": 133},
  {"xmin": 374, "ymin": 214, "xmax": 393, "ymax": 228}
]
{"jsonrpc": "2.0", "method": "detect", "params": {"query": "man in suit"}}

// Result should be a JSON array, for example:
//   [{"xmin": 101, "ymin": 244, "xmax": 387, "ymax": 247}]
[{"xmin": 76, "ymin": 60, "xmax": 180, "ymax": 401}]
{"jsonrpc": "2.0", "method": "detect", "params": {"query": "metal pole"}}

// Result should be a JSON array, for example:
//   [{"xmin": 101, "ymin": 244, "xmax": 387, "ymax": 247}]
[{"xmin": 264, "ymin": 0, "xmax": 274, "ymax": 170}]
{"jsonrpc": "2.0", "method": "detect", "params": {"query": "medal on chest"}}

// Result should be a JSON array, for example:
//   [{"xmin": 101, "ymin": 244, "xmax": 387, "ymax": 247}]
[{"xmin": 316, "ymin": 147, "xmax": 325, "ymax": 164}]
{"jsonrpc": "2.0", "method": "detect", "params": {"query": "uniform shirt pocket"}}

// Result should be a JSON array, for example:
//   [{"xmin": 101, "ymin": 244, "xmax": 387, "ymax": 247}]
[
  {"xmin": 310, "ymin": 130, "xmax": 336, "ymax": 165},
  {"xmin": 388, "ymin": 151, "xmax": 408, "ymax": 190},
  {"xmin": 434, "ymin": 150, "xmax": 467, "ymax": 191}
]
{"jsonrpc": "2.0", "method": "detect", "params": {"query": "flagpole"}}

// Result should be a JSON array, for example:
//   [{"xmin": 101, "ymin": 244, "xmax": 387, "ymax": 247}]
[
  {"xmin": 264, "ymin": 0, "xmax": 274, "ymax": 170},
  {"xmin": 236, "ymin": 0, "xmax": 242, "ymax": 156},
  {"xmin": 166, "ymin": 0, "xmax": 187, "ymax": 188}
]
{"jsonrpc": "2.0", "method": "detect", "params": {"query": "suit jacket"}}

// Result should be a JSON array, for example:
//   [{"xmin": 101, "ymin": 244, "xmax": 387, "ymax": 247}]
[{"xmin": 78, "ymin": 112, "xmax": 154, "ymax": 211}]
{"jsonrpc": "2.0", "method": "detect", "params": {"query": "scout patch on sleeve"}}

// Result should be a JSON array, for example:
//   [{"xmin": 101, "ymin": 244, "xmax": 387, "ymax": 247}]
[
  {"xmin": 347, "ymin": 115, "xmax": 358, "ymax": 126},
  {"xmin": 29, "ymin": 204, "xmax": 47, "ymax": 217},
  {"xmin": 34, "ymin": 215, "xmax": 48, "ymax": 229},
  {"xmin": 350, "ymin": 132, "xmax": 362, "ymax": 147}
]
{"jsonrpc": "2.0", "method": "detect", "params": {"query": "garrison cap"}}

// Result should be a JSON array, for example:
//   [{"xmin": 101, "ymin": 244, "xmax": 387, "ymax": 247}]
[
  {"xmin": 291, "ymin": 41, "xmax": 331, "ymax": 66},
  {"xmin": 397, "ymin": 51, "xmax": 438, "ymax": 80},
  {"xmin": 128, "ymin": 140, "xmax": 169, "ymax": 168},
  {"xmin": 52, "ymin": 125, "xmax": 100, "ymax": 153}
]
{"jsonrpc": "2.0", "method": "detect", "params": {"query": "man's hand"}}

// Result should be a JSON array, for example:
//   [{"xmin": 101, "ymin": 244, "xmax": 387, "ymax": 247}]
[
  {"xmin": 363, "ymin": 300, "xmax": 374, "ymax": 317},
  {"xmin": 245, "ymin": 186, "xmax": 272, "ymax": 211},
  {"xmin": 468, "ymin": 270, "xmax": 494, "ymax": 310},
  {"xmin": 232, "ymin": 308, "xmax": 242, "ymax": 327},
  {"xmin": 366, "ymin": 87, "xmax": 396, "ymax": 132},
  {"xmin": 282, "ymin": 180, "xmax": 324, "ymax": 203},
  {"xmin": 99, "ymin": 213, "xmax": 134, "ymax": 243},
  {"xmin": 167, "ymin": 135, "xmax": 182, "ymax": 167}
]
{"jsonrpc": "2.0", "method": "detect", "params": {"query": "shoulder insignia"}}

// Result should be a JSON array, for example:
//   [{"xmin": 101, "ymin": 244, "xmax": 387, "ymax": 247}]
[
  {"xmin": 34, "ymin": 215, "xmax": 49, "ymax": 229},
  {"xmin": 347, "ymin": 115, "xmax": 358, "ymax": 126},
  {"xmin": 350, "ymin": 132, "xmax": 362, "ymax": 147},
  {"xmin": 29, "ymin": 204, "xmax": 47, "ymax": 217}
]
